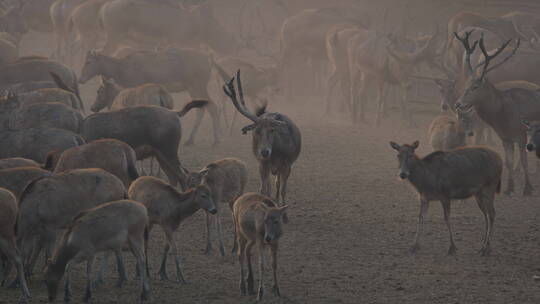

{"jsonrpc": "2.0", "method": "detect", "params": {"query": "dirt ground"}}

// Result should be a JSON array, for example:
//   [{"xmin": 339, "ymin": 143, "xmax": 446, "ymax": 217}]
[{"xmin": 3, "ymin": 85, "xmax": 540, "ymax": 303}]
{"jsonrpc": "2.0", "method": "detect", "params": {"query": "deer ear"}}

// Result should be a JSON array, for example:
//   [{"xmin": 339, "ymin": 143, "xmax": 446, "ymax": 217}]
[
  {"xmin": 199, "ymin": 168, "xmax": 210, "ymax": 176},
  {"xmin": 411, "ymin": 140, "xmax": 420, "ymax": 149},
  {"xmin": 522, "ymin": 119, "xmax": 531, "ymax": 130},
  {"xmin": 278, "ymin": 205, "xmax": 289, "ymax": 213},
  {"xmin": 389, "ymin": 141, "xmax": 401, "ymax": 151}
]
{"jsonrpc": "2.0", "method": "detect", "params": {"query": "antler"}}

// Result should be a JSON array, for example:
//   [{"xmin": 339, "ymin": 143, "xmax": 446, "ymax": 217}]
[
  {"xmin": 222, "ymin": 70, "xmax": 258, "ymax": 122},
  {"xmin": 454, "ymin": 30, "xmax": 478, "ymax": 76},
  {"xmin": 477, "ymin": 36, "xmax": 520, "ymax": 80}
]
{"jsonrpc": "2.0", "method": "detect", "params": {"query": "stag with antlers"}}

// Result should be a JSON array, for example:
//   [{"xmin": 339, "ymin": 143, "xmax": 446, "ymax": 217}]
[
  {"xmin": 223, "ymin": 71, "xmax": 301, "ymax": 223},
  {"xmin": 454, "ymin": 30, "xmax": 540, "ymax": 195}
]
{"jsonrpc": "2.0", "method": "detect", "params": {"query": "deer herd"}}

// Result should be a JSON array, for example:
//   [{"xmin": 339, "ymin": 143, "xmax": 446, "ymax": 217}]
[{"xmin": 0, "ymin": 0, "xmax": 538, "ymax": 303}]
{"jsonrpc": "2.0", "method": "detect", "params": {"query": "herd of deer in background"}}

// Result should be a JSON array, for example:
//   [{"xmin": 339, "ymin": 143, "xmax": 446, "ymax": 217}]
[{"xmin": 0, "ymin": 0, "xmax": 540, "ymax": 303}]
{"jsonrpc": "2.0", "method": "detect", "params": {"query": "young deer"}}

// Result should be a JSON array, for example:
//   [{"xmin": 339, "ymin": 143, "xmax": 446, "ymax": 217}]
[
  {"xmin": 233, "ymin": 192, "xmax": 288, "ymax": 301},
  {"xmin": 128, "ymin": 176, "xmax": 217, "ymax": 282},
  {"xmin": 44, "ymin": 200, "xmax": 150, "ymax": 303},
  {"xmin": 185, "ymin": 158, "xmax": 248, "ymax": 256}
]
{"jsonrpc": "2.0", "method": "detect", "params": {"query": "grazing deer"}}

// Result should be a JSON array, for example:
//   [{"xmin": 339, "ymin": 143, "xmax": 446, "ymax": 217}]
[
  {"xmin": 44, "ymin": 200, "xmax": 150, "ymax": 303},
  {"xmin": 224, "ymin": 71, "xmax": 301, "ymax": 223},
  {"xmin": 0, "ymin": 187, "xmax": 31, "ymax": 304},
  {"xmin": 454, "ymin": 31, "xmax": 537, "ymax": 195},
  {"xmin": 185, "ymin": 158, "xmax": 248, "ymax": 256},
  {"xmin": 390, "ymin": 141, "xmax": 502, "ymax": 256},
  {"xmin": 0, "ymin": 166, "xmax": 51, "ymax": 198},
  {"xmin": 128, "ymin": 176, "xmax": 217, "ymax": 283},
  {"xmin": 233, "ymin": 192, "xmax": 288, "ymax": 301}
]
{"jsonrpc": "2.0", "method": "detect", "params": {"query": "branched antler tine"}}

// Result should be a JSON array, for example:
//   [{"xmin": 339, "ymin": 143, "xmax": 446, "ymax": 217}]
[
  {"xmin": 223, "ymin": 71, "xmax": 258, "ymax": 122},
  {"xmin": 478, "ymin": 37, "xmax": 518, "ymax": 79},
  {"xmin": 454, "ymin": 30, "xmax": 478, "ymax": 75},
  {"xmin": 236, "ymin": 70, "xmax": 247, "ymax": 108}
]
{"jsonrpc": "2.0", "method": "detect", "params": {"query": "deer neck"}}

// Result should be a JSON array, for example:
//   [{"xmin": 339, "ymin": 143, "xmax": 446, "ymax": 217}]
[
  {"xmin": 406, "ymin": 156, "xmax": 439, "ymax": 193},
  {"xmin": 473, "ymin": 82, "xmax": 504, "ymax": 124},
  {"xmin": 97, "ymin": 56, "xmax": 122, "ymax": 80},
  {"xmin": 173, "ymin": 190, "xmax": 200, "ymax": 223}
]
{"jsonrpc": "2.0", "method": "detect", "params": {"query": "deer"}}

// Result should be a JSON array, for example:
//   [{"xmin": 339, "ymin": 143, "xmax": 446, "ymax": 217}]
[
  {"xmin": 9, "ymin": 102, "xmax": 83, "ymax": 133},
  {"xmin": 185, "ymin": 158, "xmax": 248, "ymax": 256},
  {"xmin": 91, "ymin": 77, "xmax": 174, "ymax": 113},
  {"xmin": 428, "ymin": 114, "xmax": 471, "ymax": 152},
  {"xmin": 44, "ymin": 200, "xmax": 150, "ymax": 303},
  {"xmin": 454, "ymin": 31, "xmax": 538, "ymax": 196},
  {"xmin": 0, "ymin": 157, "xmax": 39, "ymax": 169},
  {"xmin": 0, "ymin": 187, "xmax": 31, "ymax": 304},
  {"xmin": 44, "ymin": 138, "xmax": 139, "ymax": 188},
  {"xmin": 128, "ymin": 176, "xmax": 217, "ymax": 283},
  {"xmin": 233, "ymin": 192, "xmax": 288, "ymax": 301},
  {"xmin": 17, "ymin": 169, "xmax": 126, "ymax": 278},
  {"xmin": 223, "ymin": 70, "xmax": 301, "ymax": 223},
  {"xmin": 0, "ymin": 166, "xmax": 51, "ymax": 198},
  {"xmin": 390, "ymin": 141, "xmax": 503, "ymax": 256},
  {"xmin": 522, "ymin": 120, "xmax": 540, "ymax": 159}
]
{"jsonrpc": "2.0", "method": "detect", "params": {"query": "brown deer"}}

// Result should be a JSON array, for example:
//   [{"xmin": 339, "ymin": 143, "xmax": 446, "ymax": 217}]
[
  {"xmin": 233, "ymin": 192, "xmax": 288, "ymax": 300},
  {"xmin": 128, "ymin": 176, "xmax": 217, "ymax": 283},
  {"xmin": 44, "ymin": 200, "xmax": 150, "ymax": 303},
  {"xmin": 522, "ymin": 120, "xmax": 540, "ymax": 159},
  {"xmin": 428, "ymin": 115, "xmax": 470, "ymax": 151},
  {"xmin": 185, "ymin": 158, "xmax": 248, "ymax": 256},
  {"xmin": 91, "ymin": 77, "xmax": 174, "ymax": 113},
  {"xmin": 45, "ymin": 138, "xmax": 139, "ymax": 188},
  {"xmin": 454, "ymin": 31, "xmax": 537, "ymax": 195},
  {"xmin": 390, "ymin": 141, "xmax": 502, "ymax": 256},
  {"xmin": 0, "ymin": 157, "xmax": 39, "ymax": 169},
  {"xmin": 0, "ymin": 166, "xmax": 50, "ymax": 198},
  {"xmin": 17, "ymin": 169, "xmax": 126, "ymax": 277},
  {"xmin": 223, "ymin": 71, "xmax": 301, "ymax": 223},
  {"xmin": 81, "ymin": 101, "xmax": 207, "ymax": 188},
  {"xmin": 0, "ymin": 187, "xmax": 31, "ymax": 304}
]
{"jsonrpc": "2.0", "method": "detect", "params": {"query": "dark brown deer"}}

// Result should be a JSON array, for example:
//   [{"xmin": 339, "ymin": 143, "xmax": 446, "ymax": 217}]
[
  {"xmin": 223, "ymin": 71, "xmax": 301, "ymax": 223},
  {"xmin": 390, "ymin": 141, "xmax": 502, "ymax": 256},
  {"xmin": 454, "ymin": 32, "xmax": 537, "ymax": 196}
]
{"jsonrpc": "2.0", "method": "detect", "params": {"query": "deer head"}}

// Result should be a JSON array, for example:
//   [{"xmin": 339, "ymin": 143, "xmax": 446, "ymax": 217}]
[{"xmin": 454, "ymin": 31, "xmax": 520, "ymax": 111}]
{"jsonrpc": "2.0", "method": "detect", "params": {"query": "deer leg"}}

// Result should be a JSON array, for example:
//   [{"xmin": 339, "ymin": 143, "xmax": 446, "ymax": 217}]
[
  {"xmin": 256, "ymin": 242, "xmax": 265, "ymax": 301},
  {"xmin": 238, "ymin": 236, "xmax": 247, "ymax": 296},
  {"xmin": 279, "ymin": 167, "xmax": 291, "ymax": 224},
  {"xmin": 325, "ymin": 71, "xmax": 340, "ymax": 114},
  {"xmin": 350, "ymin": 71, "xmax": 361, "ymax": 124},
  {"xmin": 245, "ymin": 241, "xmax": 256, "ymax": 295},
  {"xmin": 94, "ymin": 251, "xmax": 109, "ymax": 288},
  {"xmin": 115, "ymin": 250, "xmax": 127, "ymax": 288},
  {"xmin": 0, "ymin": 238, "xmax": 30, "ymax": 303},
  {"xmin": 340, "ymin": 73, "xmax": 352, "ymax": 113},
  {"xmin": 411, "ymin": 198, "xmax": 429, "ymax": 253},
  {"xmin": 204, "ymin": 210, "xmax": 214, "ymax": 255},
  {"xmin": 64, "ymin": 262, "xmax": 73, "ymax": 302},
  {"xmin": 519, "ymin": 140, "xmax": 533, "ymax": 196},
  {"xmin": 375, "ymin": 81, "xmax": 385, "ymax": 127},
  {"xmin": 231, "ymin": 210, "xmax": 239, "ymax": 255},
  {"xmin": 441, "ymin": 199, "xmax": 457, "ymax": 255},
  {"xmin": 158, "ymin": 241, "xmax": 171, "ymax": 281},
  {"xmin": 478, "ymin": 191, "xmax": 496, "ymax": 256},
  {"xmin": 128, "ymin": 234, "xmax": 150, "ymax": 303},
  {"xmin": 185, "ymin": 108, "xmax": 204, "ymax": 146},
  {"xmin": 83, "ymin": 257, "xmax": 95, "ymax": 303},
  {"xmin": 474, "ymin": 194, "xmax": 489, "ymax": 246},
  {"xmin": 164, "ymin": 228, "xmax": 185, "ymax": 283},
  {"xmin": 270, "ymin": 243, "xmax": 280, "ymax": 297},
  {"xmin": 259, "ymin": 163, "xmax": 271, "ymax": 197},
  {"xmin": 208, "ymin": 101, "xmax": 221, "ymax": 146},
  {"xmin": 502, "ymin": 141, "xmax": 515, "ymax": 195},
  {"xmin": 215, "ymin": 211, "xmax": 226, "ymax": 257}
]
